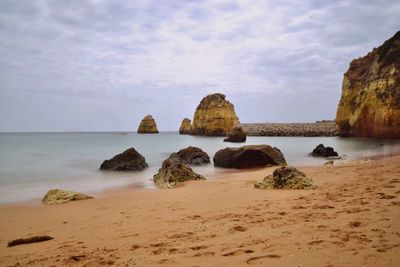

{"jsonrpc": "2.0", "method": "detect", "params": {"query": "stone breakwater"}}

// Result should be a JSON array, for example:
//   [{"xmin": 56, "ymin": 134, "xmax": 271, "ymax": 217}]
[{"xmin": 241, "ymin": 122, "xmax": 338, "ymax": 137}]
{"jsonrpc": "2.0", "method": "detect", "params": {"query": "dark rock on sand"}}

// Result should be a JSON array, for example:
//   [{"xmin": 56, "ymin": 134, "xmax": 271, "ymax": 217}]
[
  {"xmin": 100, "ymin": 147, "xmax": 148, "ymax": 171},
  {"xmin": 173, "ymin": 146, "xmax": 210, "ymax": 165},
  {"xmin": 213, "ymin": 145, "xmax": 287, "ymax": 169},
  {"xmin": 254, "ymin": 166, "xmax": 316, "ymax": 189},
  {"xmin": 8, "ymin": 236, "xmax": 54, "ymax": 247},
  {"xmin": 310, "ymin": 144, "xmax": 338, "ymax": 157},
  {"xmin": 224, "ymin": 126, "xmax": 247, "ymax": 143},
  {"xmin": 153, "ymin": 156, "xmax": 205, "ymax": 188},
  {"xmin": 42, "ymin": 189, "xmax": 93, "ymax": 205}
]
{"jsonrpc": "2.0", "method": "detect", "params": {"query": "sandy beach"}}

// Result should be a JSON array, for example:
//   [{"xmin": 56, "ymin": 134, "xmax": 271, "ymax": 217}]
[{"xmin": 0, "ymin": 155, "xmax": 399, "ymax": 267}]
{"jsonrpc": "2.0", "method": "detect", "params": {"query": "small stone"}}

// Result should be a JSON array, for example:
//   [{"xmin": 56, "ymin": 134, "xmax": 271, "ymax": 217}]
[
  {"xmin": 8, "ymin": 236, "xmax": 54, "ymax": 247},
  {"xmin": 327, "ymin": 156, "xmax": 343, "ymax": 160}
]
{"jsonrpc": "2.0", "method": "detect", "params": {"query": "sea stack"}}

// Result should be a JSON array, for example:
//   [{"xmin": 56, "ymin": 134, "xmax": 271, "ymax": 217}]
[
  {"xmin": 137, "ymin": 115, "xmax": 159, "ymax": 134},
  {"xmin": 191, "ymin": 93, "xmax": 240, "ymax": 136},
  {"xmin": 179, "ymin": 118, "xmax": 192, "ymax": 134},
  {"xmin": 336, "ymin": 31, "xmax": 400, "ymax": 138}
]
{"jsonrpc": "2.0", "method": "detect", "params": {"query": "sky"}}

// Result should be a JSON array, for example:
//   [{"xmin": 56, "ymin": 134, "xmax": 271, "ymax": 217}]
[{"xmin": 0, "ymin": 0, "xmax": 399, "ymax": 132}]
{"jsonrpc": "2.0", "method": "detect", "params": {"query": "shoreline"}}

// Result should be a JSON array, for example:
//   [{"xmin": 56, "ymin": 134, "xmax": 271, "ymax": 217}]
[
  {"xmin": 2, "ymin": 151, "xmax": 400, "ymax": 207},
  {"xmin": 1, "ymin": 154, "xmax": 399, "ymax": 266},
  {"xmin": 1, "ymin": 155, "xmax": 399, "ymax": 266}
]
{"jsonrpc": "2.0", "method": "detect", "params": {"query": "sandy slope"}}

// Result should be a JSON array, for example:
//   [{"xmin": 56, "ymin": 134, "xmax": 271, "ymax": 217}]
[{"xmin": 0, "ymin": 156, "xmax": 399, "ymax": 267}]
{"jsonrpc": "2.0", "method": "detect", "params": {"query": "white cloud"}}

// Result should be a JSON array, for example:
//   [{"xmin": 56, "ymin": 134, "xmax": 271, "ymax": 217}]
[{"xmin": 0, "ymin": 0, "xmax": 399, "ymax": 131}]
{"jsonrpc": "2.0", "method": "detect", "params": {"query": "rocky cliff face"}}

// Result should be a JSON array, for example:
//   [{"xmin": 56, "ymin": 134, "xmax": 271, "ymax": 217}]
[
  {"xmin": 336, "ymin": 31, "xmax": 400, "ymax": 138},
  {"xmin": 137, "ymin": 115, "xmax": 159, "ymax": 134},
  {"xmin": 191, "ymin": 93, "xmax": 240, "ymax": 136},
  {"xmin": 179, "ymin": 118, "xmax": 192, "ymax": 134}
]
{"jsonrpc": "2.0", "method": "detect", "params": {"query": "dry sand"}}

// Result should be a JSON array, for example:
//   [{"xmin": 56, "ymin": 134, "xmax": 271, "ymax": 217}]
[{"xmin": 0, "ymin": 155, "xmax": 399, "ymax": 267}]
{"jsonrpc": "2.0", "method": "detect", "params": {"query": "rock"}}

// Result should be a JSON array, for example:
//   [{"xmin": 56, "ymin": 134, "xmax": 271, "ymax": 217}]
[
  {"xmin": 310, "ymin": 144, "xmax": 338, "ymax": 157},
  {"xmin": 153, "ymin": 156, "xmax": 205, "ymax": 188},
  {"xmin": 191, "ymin": 93, "xmax": 240, "ymax": 136},
  {"xmin": 42, "ymin": 189, "xmax": 93, "ymax": 205},
  {"xmin": 213, "ymin": 145, "xmax": 287, "ymax": 169},
  {"xmin": 100, "ymin": 147, "xmax": 148, "ymax": 171},
  {"xmin": 174, "ymin": 146, "xmax": 210, "ymax": 165},
  {"xmin": 254, "ymin": 167, "xmax": 316, "ymax": 189},
  {"xmin": 8, "ymin": 236, "xmax": 54, "ymax": 247},
  {"xmin": 224, "ymin": 126, "xmax": 247, "ymax": 142},
  {"xmin": 179, "ymin": 118, "xmax": 192, "ymax": 134},
  {"xmin": 336, "ymin": 31, "xmax": 400, "ymax": 138},
  {"xmin": 324, "ymin": 160, "xmax": 334, "ymax": 165},
  {"xmin": 137, "ymin": 115, "xmax": 159, "ymax": 134}
]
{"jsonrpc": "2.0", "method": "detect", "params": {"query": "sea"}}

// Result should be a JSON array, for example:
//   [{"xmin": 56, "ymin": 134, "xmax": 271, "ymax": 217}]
[{"xmin": 1, "ymin": 132, "xmax": 399, "ymax": 204}]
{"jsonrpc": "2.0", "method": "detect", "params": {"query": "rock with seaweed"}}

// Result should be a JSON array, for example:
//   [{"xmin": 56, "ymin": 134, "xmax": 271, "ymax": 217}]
[
  {"xmin": 153, "ymin": 155, "xmax": 205, "ymax": 188},
  {"xmin": 42, "ymin": 189, "xmax": 93, "ymax": 205},
  {"xmin": 255, "ymin": 167, "xmax": 316, "ymax": 189}
]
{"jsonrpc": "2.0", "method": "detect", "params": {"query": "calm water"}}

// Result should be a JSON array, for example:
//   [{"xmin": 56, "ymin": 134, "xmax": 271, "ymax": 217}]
[{"xmin": 0, "ymin": 132, "xmax": 399, "ymax": 204}]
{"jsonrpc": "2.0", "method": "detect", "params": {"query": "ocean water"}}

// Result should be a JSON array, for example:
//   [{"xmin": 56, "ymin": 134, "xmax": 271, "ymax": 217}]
[{"xmin": 0, "ymin": 132, "xmax": 399, "ymax": 204}]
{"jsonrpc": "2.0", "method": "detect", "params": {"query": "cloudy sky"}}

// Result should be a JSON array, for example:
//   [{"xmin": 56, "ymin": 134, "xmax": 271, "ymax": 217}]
[{"xmin": 0, "ymin": 0, "xmax": 399, "ymax": 132}]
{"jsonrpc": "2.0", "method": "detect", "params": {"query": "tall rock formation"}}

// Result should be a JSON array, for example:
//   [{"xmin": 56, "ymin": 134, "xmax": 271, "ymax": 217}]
[
  {"xmin": 179, "ymin": 118, "xmax": 192, "ymax": 134},
  {"xmin": 137, "ymin": 115, "xmax": 159, "ymax": 134},
  {"xmin": 191, "ymin": 93, "xmax": 240, "ymax": 136},
  {"xmin": 336, "ymin": 31, "xmax": 400, "ymax": 138}
]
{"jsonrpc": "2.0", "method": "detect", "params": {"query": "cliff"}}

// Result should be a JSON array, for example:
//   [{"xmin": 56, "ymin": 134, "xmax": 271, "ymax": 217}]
[
  {"xmin": 179, "ymin": 118, "xmax": 192, "ymax": 134},
  {"xmin": 191, "ymin": 93, "xmax": 240, "ymax": 136},
  {"xmin": 137, "ymin": 115, "xmax": 159, "ymax": 134},
  {"xmin": 336, "ymin": 31, "xmax": 400, "ymax": 138}
]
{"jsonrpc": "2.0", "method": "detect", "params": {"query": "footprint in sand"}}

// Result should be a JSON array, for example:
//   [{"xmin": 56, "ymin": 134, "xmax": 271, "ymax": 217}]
[
  {"xmin": 307, "ymin": 240, "xmax": 324, "ymax": 245},
  {"xmin": 222, "ymin": 249, "xmax": 254, "ymax": 256},
  {"xmin": 130, "ymin": 244, "xmax": 141, "ymax": 251},
  {"xmin": 193, "ymin": 251, "xmax": 215, "ymax": 257},
  {"xmin": 157, "ymin": 258, "xmax": 175, "ymax": 264},
  {"xmin": 246, "ymin": 254, "xmax": 282, "ymax": 265},
  {"xmin": 231, "ymin": 225, "xmax": 248, "ymax": 232},
  {"xmin": 190, "ymin": 245, "xmax": 208, "ymax": 251},
  {"xmin": 348, "ymin": 221, "xmax": 362, "ymax": 228}
]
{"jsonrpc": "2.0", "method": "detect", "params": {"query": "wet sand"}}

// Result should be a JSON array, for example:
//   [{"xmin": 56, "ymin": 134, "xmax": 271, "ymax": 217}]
[{"xmin": 0, "ymin": 155, "xmax": 399, "ymax": 266}]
